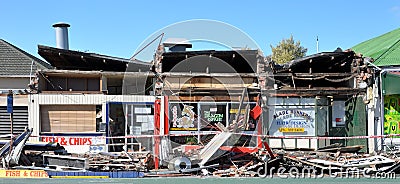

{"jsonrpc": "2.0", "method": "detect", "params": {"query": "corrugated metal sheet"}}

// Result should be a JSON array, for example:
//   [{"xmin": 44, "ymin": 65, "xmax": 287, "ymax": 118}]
[
  {"xmin": 0, "ymin": 106, "xmax": 28, "ymax": 135},
  {"xmin": 352, "ymin": 28, "xmax": 400, "ymax": 67}
]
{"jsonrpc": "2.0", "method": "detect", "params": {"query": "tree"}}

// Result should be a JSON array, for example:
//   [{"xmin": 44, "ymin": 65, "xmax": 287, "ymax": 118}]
[{"xmin": 270, "ymin": 35, "xmax": 307, "ymax": 64}]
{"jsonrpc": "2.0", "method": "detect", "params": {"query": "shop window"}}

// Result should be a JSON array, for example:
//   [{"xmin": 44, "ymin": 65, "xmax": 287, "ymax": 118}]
[
  {"xmin": 228, "ymin": 103, "xmax": 257, "ymax": 131},
  {"xmin": 199, "ymin": 103, "xmax": 226, "ymax": 131},
  {"xmin": 169, "ymin": 103, "xmax": 198, "ymax": 131}
]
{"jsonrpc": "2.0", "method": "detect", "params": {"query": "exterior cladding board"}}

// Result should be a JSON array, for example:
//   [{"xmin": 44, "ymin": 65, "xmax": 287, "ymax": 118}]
[
  {"xmin": 28, "ymin": 94, "xmax": 156, "ymax": 139},
  {"xmin": 32, "ymin": 94, "xmax": 154, "ymax": 104},
  {"xmin": 0, "ymin": 78, "xmax": 31, "ymax": 90}
]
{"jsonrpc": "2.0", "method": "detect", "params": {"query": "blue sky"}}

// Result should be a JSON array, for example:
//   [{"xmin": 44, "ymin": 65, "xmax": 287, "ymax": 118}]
[{"xmin": 1, "ymin": 0, "xmax": 400, "ymax": 61}]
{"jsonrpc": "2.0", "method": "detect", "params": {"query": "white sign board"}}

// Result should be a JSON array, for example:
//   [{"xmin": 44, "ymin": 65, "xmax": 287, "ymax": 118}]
[
  {"xmin": 41, "ymin": 136, "xmax": 106, "ymax": 154},
  {"xmin": 269, "ymin": 107, "xmax": 315, "ymax": 136}
]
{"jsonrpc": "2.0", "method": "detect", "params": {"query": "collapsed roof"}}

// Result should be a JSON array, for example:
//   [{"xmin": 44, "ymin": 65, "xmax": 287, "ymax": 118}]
[
  {"xmin": 38, "ymin": 45, "xmax": 151, "ymax": 72},
  {"xmin": 273, "ymin": 51, "xmax": 356, "ymax": 73},
  {"xmin": 262, "ymin": 50, "xmax": 369, "ymax": 96},
  {"xmin": 161, "ymin": 50, "xmax": 263, "ymax": 73}
]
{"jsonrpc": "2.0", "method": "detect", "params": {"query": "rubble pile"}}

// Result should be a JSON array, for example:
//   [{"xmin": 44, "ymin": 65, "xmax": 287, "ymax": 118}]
[
  {"xmin": 1, "ymin": 129, "xmax": 400, "ymax": 178},
  {"xmin": 209, "ymin": 144, "xmax": 400, "ymax": 177},
  {"xmin": 84, "ymin": 152, "xmax": 149, "ymax": 171}
]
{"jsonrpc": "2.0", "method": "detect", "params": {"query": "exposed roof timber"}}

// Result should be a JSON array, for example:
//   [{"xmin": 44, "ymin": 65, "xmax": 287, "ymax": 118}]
[
  {"xmin": 162, "ymin": 49, "xmax": 261, "ymax": 57},
  {"xmin": 168, "ymin": 95, "xmax": 259, "ymax": 102},
  {"xmin": 165, "ymin": 88, "xmax": 361, "ymax": 100},
  {"xmin": 0, "ymin": 75, "xmax": 34, "ymax": 78},
  {"xmin": 272, "ymin": 51, "xmax": 358, "ymax": 73},
  {"xmin": 164, "ymin": 87, "xmax": 260, "ymax": 95},
  {"xmin": 272, "ymin": 73, "xmax": 354, "ymax": 77},
  {"xmin": 161, "ymin": 72, "xmax": 354, "ymax": 78},
  {"xmin": 262, "ymin": 88, "xmax": 366, "ymax": 97},
  {"xmin": 161, "ymin": 72, "xmax": 258, "ymax": 78},
  {"xmin": 161, "ymin": 50, "xmax": 261, "ymax": 73},
  {"xmin": 38, "ymin": 69, "xmax": 154, "ymax": 78}
]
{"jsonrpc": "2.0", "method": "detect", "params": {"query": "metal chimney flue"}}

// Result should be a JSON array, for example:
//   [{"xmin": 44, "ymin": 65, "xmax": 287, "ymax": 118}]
[{"xmin": 52, "ymin": 22, "xmax": 70, "ymax": 50}]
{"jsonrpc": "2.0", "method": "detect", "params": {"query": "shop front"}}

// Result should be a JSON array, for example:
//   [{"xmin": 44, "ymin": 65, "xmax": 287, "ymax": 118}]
[
  {"xmin": 28, "ymin": 94, "xmax": 156, "ymax": 154},
  {"xmin": 168, "ymin": 101, "xmax": 259, "ymax": 149}
]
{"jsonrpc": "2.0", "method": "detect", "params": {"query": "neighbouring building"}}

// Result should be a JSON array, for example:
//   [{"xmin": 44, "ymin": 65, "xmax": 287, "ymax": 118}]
[
  {"xmin": 31, "ymin": 45, "xmax": 156, "ymax": 154},
  {"xmin": 27, "ymin": 23, "xmax": 160, "ymax": 154},
  {"xmin": 0, "ymin": 39, "xmax": 51, "ymax": 136},
  {"xmin": 353, "ymin": 28, "xmax": 400, "ymax": 152}
]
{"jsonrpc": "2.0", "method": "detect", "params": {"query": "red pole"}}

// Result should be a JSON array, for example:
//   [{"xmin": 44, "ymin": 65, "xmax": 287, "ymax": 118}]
[
  {"xmin": 154, "ymin": 99, "xmax": 161, "ymax": 170},
  {"xmin": 256, "ymin": 95, "xmax": 263, "ymax": 149},
  {"xmin": 164, "ymin": 96, "xmax": 169, "ymax": 135}
]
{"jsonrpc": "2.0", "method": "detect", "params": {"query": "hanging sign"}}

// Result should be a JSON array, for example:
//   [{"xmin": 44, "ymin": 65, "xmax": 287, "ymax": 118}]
[{"xmin": 7, "ymin": 93, "xmax": 13, "ymax": 113}]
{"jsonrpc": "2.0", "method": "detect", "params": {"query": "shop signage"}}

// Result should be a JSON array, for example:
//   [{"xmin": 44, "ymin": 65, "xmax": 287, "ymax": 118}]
[
  {"xmin": 204, "ymin": 111, "xmax": 224, "ymax": 122},
  {"xmin": 170, "ymin": 103, "xmax": 198, "ymax": 131},
  {"xmin": 269, "ymin": 108, "xmax": 315, "ymax": 136},
  {"xmin": 41, "ymin": 136, "xmax": 106, "ymax": 153},
  {"xmin": 0, "ymin": 170, "xmax": 48, "ymax": 178},
  {"xmin": 199, "ymin": 104, "xmax": 226, "ymax": 131}
]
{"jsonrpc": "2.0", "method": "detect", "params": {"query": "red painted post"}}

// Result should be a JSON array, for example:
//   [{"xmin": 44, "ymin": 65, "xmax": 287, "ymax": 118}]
[
  {"xmin": 154, "ymin": 99, "xmax": 161, "ymax": 170},
  {"xmin": 164, "ymin": 96, "xmax": 169, "ymax": 135}
]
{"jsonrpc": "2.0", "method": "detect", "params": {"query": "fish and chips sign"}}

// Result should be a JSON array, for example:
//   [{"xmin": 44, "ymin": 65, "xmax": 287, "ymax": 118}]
[
  {"xmin": 41, "ymin": 136, "xmax": 106, "ymax": 153},
  {"xmin": 270, "ymin": 108, "xmax": 315, "ymax": 136},
  {"xmin": 0, "ymin": 170, "xmax": 48, "ymax": 178}
]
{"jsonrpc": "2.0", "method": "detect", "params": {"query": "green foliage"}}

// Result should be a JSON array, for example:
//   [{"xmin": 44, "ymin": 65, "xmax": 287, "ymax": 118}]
[{"xmin": 270, "ymin": 35, "xmax": 307, "ymax": 64}]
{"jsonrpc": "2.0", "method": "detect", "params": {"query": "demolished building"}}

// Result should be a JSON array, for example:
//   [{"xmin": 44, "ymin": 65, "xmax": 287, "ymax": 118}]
[
  {"xmin": 31, "ymin": 38, "xmax": 374, "ymax": 170},
  {"xmin": 261, "ymin": 50, "xmax": 372, "ymax": 152},
  {"xmin": 0, "ymin": 22, "xmax": 377, "ymax": 174}
]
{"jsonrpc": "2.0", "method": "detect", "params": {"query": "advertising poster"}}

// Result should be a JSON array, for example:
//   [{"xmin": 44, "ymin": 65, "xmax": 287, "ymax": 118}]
[
  {"xmin": 169, "ymin": 103, "xmax": 198, "ymax": 131},
  {"xmin": 269, "ymin": 107, "xmax": 315, "ymax": 136},
  {"xmin": 199, "ymin": 104, "xmax": 226, "ymax": 131},
  {"xmin": 384, "ymin": 95, "xmax": 400, "ymax": 136}
]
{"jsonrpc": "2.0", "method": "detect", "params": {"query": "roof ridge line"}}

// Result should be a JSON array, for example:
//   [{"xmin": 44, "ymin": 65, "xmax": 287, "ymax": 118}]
[
  {"xmin": 0, "ymin": 39, "xmax": 52, "ymax": 69},
  {"xmin": 375, "ymin": 37, "xmax": 400, "ymax": 61}
]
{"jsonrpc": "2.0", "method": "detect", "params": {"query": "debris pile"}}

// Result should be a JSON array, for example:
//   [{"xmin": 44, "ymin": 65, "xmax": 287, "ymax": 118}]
[
  {"xmin": 1, "ymin": 129, "xmax": 400, "ymax": 178},
  {"xmin": 206, "ymin": 143, "xmax": 400, "ymax": 177},
  {"xmin": 85, "ymin": 152, "xmax": 149, "ymax": 171}
]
